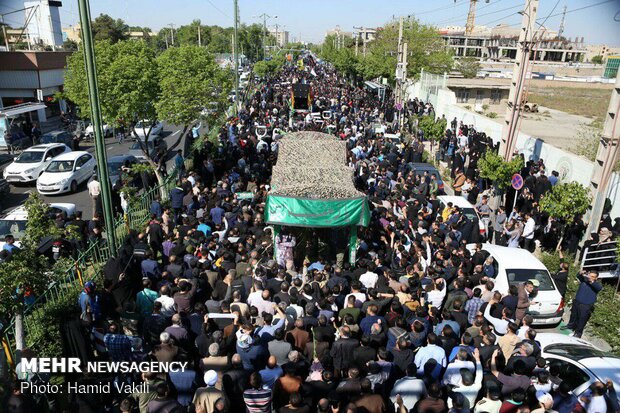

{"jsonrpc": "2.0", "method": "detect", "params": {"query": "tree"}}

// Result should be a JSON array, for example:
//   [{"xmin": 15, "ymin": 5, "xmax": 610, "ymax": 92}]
[
  {"xmin": 155, "ymin": 45, "xmax": 231, "ymax": 172},
  {"xmin": 0, "ymin": 193, "xmax": 70, "ymax": 351},
  {"xmin": 91, "ymin": 14, "xmax": 128, "ymax": 43},
  {"xmin": 359, "ymin": 18, "xmax": 453, "ymax": 82},
  {"xmin": 62, "ymin": 39, "xmax": 79, "ymax": 51},
  {"xmin": 539, "ymin": 182, "xmax": 590, "ymax": 250},
  {"xmin": 238, "ymin": 24, "xmax": 265, "ymax": 62},
  {"xmin": 457, "ymin": 57, "xmax": 480, "ymax": 79},
  {"xmin": 478, "ymin": 151, "xmax": 522, "ymax": 192},
  {"xmin": 591, "ymin": 55, "xmax": 604, "ymax": 64}
]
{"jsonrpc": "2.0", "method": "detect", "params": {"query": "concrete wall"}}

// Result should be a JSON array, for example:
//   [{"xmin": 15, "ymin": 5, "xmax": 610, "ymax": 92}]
[{"xmin": 408, "ymin": 83, "xmax": 620, "ymax": 219}]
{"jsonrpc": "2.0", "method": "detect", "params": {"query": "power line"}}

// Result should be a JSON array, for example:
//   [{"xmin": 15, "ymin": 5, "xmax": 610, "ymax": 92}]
[
  {"xmin": 206, "ymin": 0, "xmax": 232, "ymax": 20},
  {"xmin": 542, "ymin": 0, "xmax": 616, "ymax": 19},
  {"xmin": 412, "ymin": 0, "xmax": 469, "ymax": 17},
  {"xmin": 433, "ymin": 3, "xmax": 522, "ymax": 27}
]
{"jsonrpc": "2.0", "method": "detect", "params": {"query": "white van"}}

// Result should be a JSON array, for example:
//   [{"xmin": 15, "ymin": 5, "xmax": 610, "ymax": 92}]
[{"xmin": 468, "ymin": 243, "xmax": 564, "ymax": 326}]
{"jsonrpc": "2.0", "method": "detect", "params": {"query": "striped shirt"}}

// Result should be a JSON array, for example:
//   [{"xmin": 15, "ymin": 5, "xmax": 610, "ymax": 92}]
[{"xmin": 243, "ymin": 387, "xmax": 272, "ymax": 413}]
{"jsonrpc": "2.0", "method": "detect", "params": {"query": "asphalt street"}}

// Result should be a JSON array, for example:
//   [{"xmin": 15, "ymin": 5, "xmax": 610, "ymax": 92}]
[{"xmin": 1, "ymin": 123, "xmax": 186, "ymax": 220}]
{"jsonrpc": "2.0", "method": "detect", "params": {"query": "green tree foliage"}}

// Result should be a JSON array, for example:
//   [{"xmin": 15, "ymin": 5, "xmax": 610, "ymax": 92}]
[
  {"xmin": 238, "ymin": 24, "xmax": 265, "ymax": 62},
  {"xmin": 359, "ymin": 18, "xmax": 453, "ymax": 82},
  {"xmin": 91, "ymin": 14, "xmax": 128, "ymax": 43},
  {"xmin": 156, "ymin": 45, "xmax": 231, "ymax": 146},
  {"xmin": 64, "ymin": 40, "xmax": 159, "ymax": 126},
  {"xmin": 319, "ymin": 34, "xmax": 360, "ymax": 79},
  {"xmin": 418, "ymin": 115, "xmax": 447, "ymax": 142},
  {"xmin": 539, "ymin": 182, "xmax": 590, "ymax": 250},
  {"xmin": 539, "ymin": 182, "xmax": 590, "ymax": 225},
  {"xmin": 591, "ymin": 55, "xmax": 604, "ymax": 64},
  {"xmin": 478, "ymin": 151, "xmax": 522, "ymax": 190},
  {"xmin": 0, "ymin": 194, "xmax": 67, "ymax": 317},
  {"xmin": 457, "ymin": 57, "xmax": 480, "ymax": 79},
  {"xmin": 62, "ymin": 39, "xmax": 78, "ymax": 51},
  {"xmin": 253, "ymin": 54, "xmax": 287, "ymax": 78}
]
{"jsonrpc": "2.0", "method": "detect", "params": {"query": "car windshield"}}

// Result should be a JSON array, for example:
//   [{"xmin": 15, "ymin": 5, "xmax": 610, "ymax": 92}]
[
  {"xmin": 46, "ymin": 160, "xmax": 74, "ymax": 172},
  {"xmin": 15, "ymin": 151, "xmax": 44, "ymax": 163},
  {"xmin": 130, "ymin": 141, "xmax": 152, "ymax": 150},
  {"xmin": 0, "ymin": 219, "xmax": 26, "ymax": 240},
  {"xmin": 107, "ymin": 161, "xmax": 124, "ymax": 174},
  {"xmin": 40, "ymin": 135, "xmax": 58, "ymax": 143},
  {"xmin": 507, "ymin": 268, "xmax": 556, "ymax": 291},
  {"xmin": 544, "ymin": 344, "xmax": 617, "ymax": 360},
  {"xmin": 462, "ymin": 208, "xmax": 479, "ymax": 223}
]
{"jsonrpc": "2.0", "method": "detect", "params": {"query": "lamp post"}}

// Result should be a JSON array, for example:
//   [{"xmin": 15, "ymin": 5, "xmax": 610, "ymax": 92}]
[{"xmin": 254, "ymin": 13, "xmax": 277, "ymax": 59}]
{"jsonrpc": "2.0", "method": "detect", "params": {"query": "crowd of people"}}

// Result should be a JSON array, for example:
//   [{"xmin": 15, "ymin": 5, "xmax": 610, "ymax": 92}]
[{"xmin": 7, "ymin": 56, "xmax": 619, "ymax": 413}]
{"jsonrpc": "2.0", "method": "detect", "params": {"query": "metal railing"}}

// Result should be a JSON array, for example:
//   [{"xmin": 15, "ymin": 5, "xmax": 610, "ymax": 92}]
[
  {"xmin": 1, "ymin": 169, "xmax": 178, "ymax": 363},
  {"xmin": 580, "ymin": 241, "xmax": 619, "ymax": 279}
]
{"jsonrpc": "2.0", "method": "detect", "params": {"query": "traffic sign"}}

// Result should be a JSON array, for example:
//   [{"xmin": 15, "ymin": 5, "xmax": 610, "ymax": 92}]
[{"xmin": 511, "ymin": 173, "xmax": 524, "ymax": 190}]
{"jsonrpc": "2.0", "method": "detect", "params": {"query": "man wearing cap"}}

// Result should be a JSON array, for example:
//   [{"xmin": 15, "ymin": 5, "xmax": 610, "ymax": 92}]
[{"xmin": 193, "ymin": 370, "xmax": 224, "ymax": 413}]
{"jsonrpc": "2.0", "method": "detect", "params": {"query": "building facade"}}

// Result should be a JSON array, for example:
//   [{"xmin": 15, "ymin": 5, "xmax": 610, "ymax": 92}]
[
  {"xmin": 0, "ymin": 51, "xmax": 71, "ymax": 120},
  {"xmin": 268, "ymin": 28, "xmax": 289, "ymax": 47},
  {"xmin": 24, "ymin": 0, "xmax": 64, "ymax": 49}
]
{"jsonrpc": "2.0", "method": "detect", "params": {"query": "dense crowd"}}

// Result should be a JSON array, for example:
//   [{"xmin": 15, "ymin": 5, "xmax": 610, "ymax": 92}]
[{"xmin": 7, "ymin": 57, "xmax": 618, "ymax": 413}]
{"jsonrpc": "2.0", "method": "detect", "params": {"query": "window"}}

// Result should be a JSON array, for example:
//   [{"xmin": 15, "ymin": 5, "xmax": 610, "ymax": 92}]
[
  {"xmin": 491, "ymin": 89, "xmax": 502, "ymax": 104},
  {"xmin": 476, "ymin": 90, "xmax": 484, "ymax": 104},
  {"xmin": 456, "ymin": 90, "xmax": 470, "ymax": 103},
  {"xmin": 76, "ymin": 155, "xmax": 91, "ymax": 168},
  {"xmin": 547, "ymin": 359, "xmax": 590, "ymax": 391},
  {"xmin": 506, "ymin": 269, "xmax": 556, "ymax": 291}
]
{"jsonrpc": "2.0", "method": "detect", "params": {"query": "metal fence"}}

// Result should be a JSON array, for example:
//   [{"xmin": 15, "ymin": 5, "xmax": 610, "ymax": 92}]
[
  {"xmin": 580, "ymin": 241, "xmax": 619, "ymax": 279},
  {"xmin": 417, "ymin": 69, "xmax": 448, "ymax": 108},
  {"xmin": 1, "ymin": 169, "xmax": 178, "ymax": 364}
]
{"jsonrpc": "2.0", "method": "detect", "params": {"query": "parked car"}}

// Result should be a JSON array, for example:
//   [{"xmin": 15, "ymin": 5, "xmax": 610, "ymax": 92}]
[
  {"xmin": 438, "ymin": 195, "xmax": 485, "ymax": 240},
  {"xmin": 36, "ymin": 151, "xmax": 96, "ymax": 195},
  {"xmin": 467, "ymin": 243, "xmax": 564, "ymax": 325},
  {"xmin": 107, "ymin": 154, "xmax": 142, "ymax": 188},
  {"xmin": 85, "ymin": 123, "xmax": 113, "ymax": 138},
  {"xmin": 128, "ymin": 136, "xmax": 167, "ymax": 161},
  {"xmin": 40, "ymin": 130, "xmax": 73, "ymax": 146},
  {"xmin": 537, "ymin": 333, "xmax": 620, "ymax": 403},
  {"xmin": 0, "ymin": 202, "xmax": 76, "ymax": 249},
  {"xmin": 133, "ymin": 120, "xmax": 163, "ymax": 139},
  {"xmin": 3, "ymin": 144, "xmax": 71, "ymax": 184},
  {"xmin": 412, "ymin": 163, "xmax": 446, "ymax": 195}
]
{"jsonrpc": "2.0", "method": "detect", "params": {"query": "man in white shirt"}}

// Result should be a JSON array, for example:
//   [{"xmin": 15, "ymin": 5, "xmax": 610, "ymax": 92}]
[
  {"xmin": 88, "ymin": 175, "xmax": 101, "ymax": 216},
  {"xmin": 247, "ymin": 289, "xmax": 275, "ymax": 316},
  {"xmin": 359, "ymin": 265, "xmax": 379, "ymax": 289},
  {"xmin": 450, "ymin": 349, "xmax": 483, "ymax": 410},
  {"xmin": 155, "ymin": 285, "xmax": 176, "ymax": 317},
  {"xmin": 484, "ymin": 295, "xmax": 513, "ymax": 335},
  {"xmin": 443, "ymin": 348, "xmax": 475, "ymax": 386},
  {"xmin": 522, "ymin": 212, "xmax": 536, "ymax": 251}
]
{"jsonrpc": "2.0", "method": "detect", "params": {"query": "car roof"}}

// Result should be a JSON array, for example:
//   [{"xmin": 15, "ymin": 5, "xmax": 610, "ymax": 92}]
[
  {"xmin": 1, "ymin": 202, "xmax": 75, "ymax": 220},
  {"xmin": 108, "ymin": 155, "xmax": 137, "ymax": 163},
  {"xmin": 42, "ymin": 130, "xmax": 66, "ymax": 136},
  {"xmin": 469, "ymin": 243, "xmax": 547, "ymax": 270},
  {"xmin": 50, "ymin": 151, "xmax": 90, "ymax": 161},
  {"xmin": 26, "ymin": 143, "xmax": 66, "ymax": 151},
  {"xmin": 438, "ymin": 195, "xmax": 476, "ymax": 209},
  {"xmin": 537, "ymin": 333, "xmax": 601, "ymax": 352}
]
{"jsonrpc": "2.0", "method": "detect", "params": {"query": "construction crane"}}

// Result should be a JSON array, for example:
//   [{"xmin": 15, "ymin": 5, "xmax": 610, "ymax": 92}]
[
  {"xmin": 457, "ymin": 0, "xmax": 491, "ymax": 36},
  {"xmin": 558, "ymin": 5, "xmax": 567, "ymax": 38}
]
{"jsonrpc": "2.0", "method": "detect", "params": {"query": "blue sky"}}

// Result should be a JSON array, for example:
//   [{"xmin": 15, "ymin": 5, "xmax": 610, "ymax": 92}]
[{"xmin": 2, "ymin": 0, "xmax": 619, "ymax": 45}]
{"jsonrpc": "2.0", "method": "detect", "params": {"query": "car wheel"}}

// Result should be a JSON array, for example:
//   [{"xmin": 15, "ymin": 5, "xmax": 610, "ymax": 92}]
[{"xmin": 70, "ymin": 180, "xmax": 78, "ymax": 193}]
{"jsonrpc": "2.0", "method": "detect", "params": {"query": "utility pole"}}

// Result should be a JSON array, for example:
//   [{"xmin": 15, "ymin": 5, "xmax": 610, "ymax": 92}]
[
  {"xmin": 582, "ymin": 70, "xmax": 620, "ymax": 246},
  {"xmin": 558, "ymin": 5, "xmax": 567, "ymax": 38},
  {"xmin": 197, "ymin": 21, "xmax": 201, "ymax": 46},
  {"xmin": 169, "ymin": 23, "xmax": 175, "ymax": 46},
  {"xmin": 233, "ymin": 0, "xmax": 239, "ymax": 115},
  {"xmin": 1, "ymin": 18, "xmax": 8, "ymax": 51},
  {"xmin": 499, "ymin": 0, "xmax": 538, "ymax": 160},
  {"xmin": 355, "ymin": 33, "xmax": 358, "ymax": 56},
  {"xmin": 254, "ymin": 13, "xmax": 276, "ymax": 59},
  {"xmin": 77, "ymin": 0, "xmax": 117, "ymax": 255}
]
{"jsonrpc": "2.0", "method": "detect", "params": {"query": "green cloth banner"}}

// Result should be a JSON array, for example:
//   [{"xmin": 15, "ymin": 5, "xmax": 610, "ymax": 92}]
[{"xmin": 265, "ymin": 195, "xmax": 370, "ymax": 227}]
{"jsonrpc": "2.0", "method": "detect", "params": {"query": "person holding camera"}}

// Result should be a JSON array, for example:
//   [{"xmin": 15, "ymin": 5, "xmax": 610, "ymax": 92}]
[{"xmin": 562, "ymin": 270, "xmax": 602, "ymax": 338}]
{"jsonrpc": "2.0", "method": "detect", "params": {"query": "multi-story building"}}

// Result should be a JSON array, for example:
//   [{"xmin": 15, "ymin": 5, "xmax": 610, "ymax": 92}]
[
  {"xmin": 24, "ymin": 0, "xmax": 64, "ymax": 49},
  {"xmin": 355, "ymin": 27, "xmax": 377, "ymax": 43},
  {"xmin": 439, "ymin": 24, "xmax": 587, "ymax": 63},
  {"xmin": 585, "ymin": 45, "xmax": 620, "ymax": 63},
  {"xmin": 62, "ymin": 24, "xmax": 81, "ymax": 43},
  {"xmin": 325, "ymin": 26, "xmax": 352, "ymax": 40},
  {"xmin": 268, "ymin": 28, "xmax": 289, "ymax": 47}
]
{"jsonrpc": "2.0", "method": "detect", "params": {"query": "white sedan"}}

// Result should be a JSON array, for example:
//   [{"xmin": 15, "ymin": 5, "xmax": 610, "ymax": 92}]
[
  {"xmin": 133, "ymin": 120, "xmax": 163, "ymax": 139},
  {"xmin": 3, "ymin": 144, "xmax": 71, "ymax": 184},
  {"xmin": 538, "ymin": 333, "xmax": 620, "ymax": 403},
  {"xmin": 36, "ymin": 151, "xmax": 96, "ymax": 194},
  {"xmin": 85, "ymin": 123, "xmax": 113, "ymax": 137}
]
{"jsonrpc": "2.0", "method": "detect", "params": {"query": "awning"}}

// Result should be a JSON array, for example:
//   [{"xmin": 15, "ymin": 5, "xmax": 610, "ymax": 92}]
[
  {"xmin": 364, "ymin": 81, "xmax": 386, "ymax": 90},
  {"xmin": 0, "ymin": 102, "xmax": 47, "ymax": 118}
]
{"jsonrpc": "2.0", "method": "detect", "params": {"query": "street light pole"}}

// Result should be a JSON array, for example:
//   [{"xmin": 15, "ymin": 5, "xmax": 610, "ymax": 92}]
[
  {"xmin": 233, "ymin": 0, "xmax": 239, "ymax": 115},
  {"xmin": 77, "ymin": 0, "xmax": 117, "ymax": 255}
]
